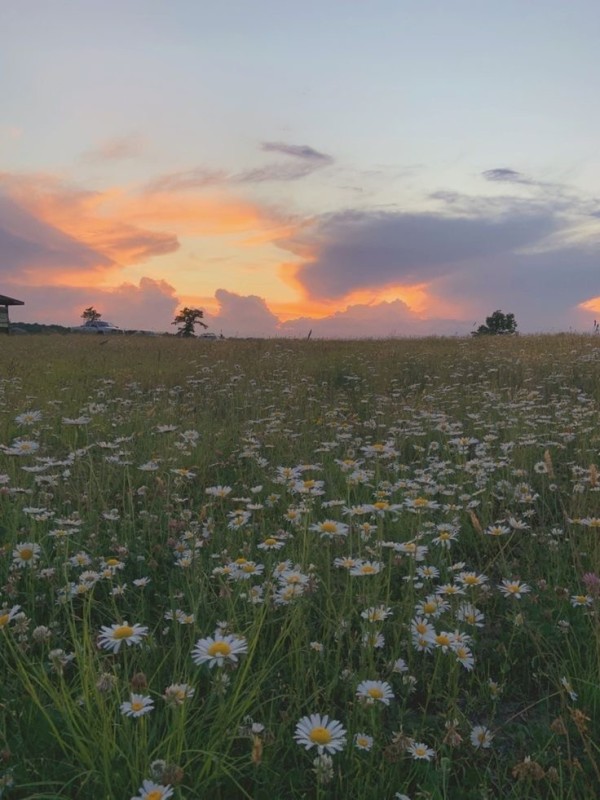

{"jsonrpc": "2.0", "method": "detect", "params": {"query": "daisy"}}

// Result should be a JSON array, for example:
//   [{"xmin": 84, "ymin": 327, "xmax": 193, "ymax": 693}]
[
  {"xmin": 349, "ymin": 560, "xmax": 382, "ymax": 576},
  {"xmin": 12, "ymin": 542, "xmax": 41, "ymax": 568},
  {"xmin": 163, "ymin": 683, "xmax": 195, "ymax": 706},
  {"xmin": 257, "ymin": 537, "xmax": 285, "ymax": 551},
  {"xmin": 407, "ymin": 741, "xmax": 435, "ymax": 761},
  {"xmin": 120, "ymin": 693, "xmax": 154, "ymax": 718},
  {"xmin": 98, "ymin": 621, "xmax": 149, "ymax": 653},
  {"xmin": 191, "ymin": 632, "xmax": 247, "ymax": 668},
  {"xmin": 498, "ymin": 579, "xmax": 530, "ymax": 599},
  {"xmin": 356, "ymin": 679, "xmax": 394, "ymax": 706},
  {"xmin": 294, "ymin": 713, "xmax": 347, "ymax": 755},
  {"xmin": 470, "ymin": 725, "xmax": 494, "ymax": 749},
  {"xmin": 361, "ymin": 605, "xmax": 393, "ymax": 622},
  {"xmin": 7, "ymin": 439, "xmax": 40, "ymax": 456},
  {"xmin": 131, "ymin": 779, "xmax": 174, "ymax": 800},
  {"xmin": 354, "ymin": 733, "xmax": 374, "ymax": 751},
  {"xmin": 570, "ymin": 594, "xmax": 593, "ymax": 608},
  {"xmin": 15, "ymin": 410, "xmax": 43, "ymax": 425},
  {"xmin": 0, "ymin": 605, "xmax": 21, "ymax": 629},
  {"xmin": 309, "ymin": 520, "xmax": 349, "ymax": 538},
  {"xmin": 453, "ymin": 644, "xmax": 475, "ymax": 671}
]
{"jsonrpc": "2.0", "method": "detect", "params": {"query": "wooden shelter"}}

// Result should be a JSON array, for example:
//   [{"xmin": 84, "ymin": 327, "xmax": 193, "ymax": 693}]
[{"xmin": 0, "ymin": 294, "xmax": 24, "ymax": 334}]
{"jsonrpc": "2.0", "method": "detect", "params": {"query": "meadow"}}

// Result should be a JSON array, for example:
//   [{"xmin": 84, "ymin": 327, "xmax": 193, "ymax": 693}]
[{"xmin": 0, "ymin": 333, "xmax": 598, "ymax": 799}]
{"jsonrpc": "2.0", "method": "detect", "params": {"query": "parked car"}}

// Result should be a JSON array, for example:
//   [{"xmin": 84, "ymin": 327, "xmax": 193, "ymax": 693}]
[
  {"xmin": 71, "ymin": 320, "xmax": 123, "ymax": 334},
  {"xmin": 198, "ymin": 332, "xmax": 218, "ymax": 340}
]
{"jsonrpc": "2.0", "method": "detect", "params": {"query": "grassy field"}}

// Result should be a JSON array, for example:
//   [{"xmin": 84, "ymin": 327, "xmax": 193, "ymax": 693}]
[{"xmin": 0, "ymin": 334, "xmax": 599, "ymax": 799}]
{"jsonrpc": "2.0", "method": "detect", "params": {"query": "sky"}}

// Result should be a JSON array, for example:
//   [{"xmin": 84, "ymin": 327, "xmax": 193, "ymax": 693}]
[{"xmin": 2, "ymin": 0, "xmax": 600, "ymax": 337}]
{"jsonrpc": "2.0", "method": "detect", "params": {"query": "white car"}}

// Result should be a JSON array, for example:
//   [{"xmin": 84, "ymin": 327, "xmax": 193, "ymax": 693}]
[{"xmin": 71, "ymin": 320, "xmax": 123, "ymax": 334}]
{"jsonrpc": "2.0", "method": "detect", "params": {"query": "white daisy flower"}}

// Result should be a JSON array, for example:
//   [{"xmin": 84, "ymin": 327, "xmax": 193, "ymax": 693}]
[
  {"xmin": 294, "ymin": 713, "xmax": 347, "ymax": 755},
  {"xmin": 191, "ymin": 632, "xmax": 248, "ymax": 668},
  {"xmin": 98, "ymin": 621, "xmax": 149, "ymax": 653}
]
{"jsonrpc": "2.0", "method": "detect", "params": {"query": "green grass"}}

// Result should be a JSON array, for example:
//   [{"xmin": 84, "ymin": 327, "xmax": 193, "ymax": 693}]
[{"xmin": 0, "ymin": 334, "xmax": 598, "ymax": 799}]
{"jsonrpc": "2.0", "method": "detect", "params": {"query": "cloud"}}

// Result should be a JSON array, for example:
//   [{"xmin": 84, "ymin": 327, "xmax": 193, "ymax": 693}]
[
  {"xmin": 280, "ymin": 299, "xmax": 468, "ymax": 339},
  {"xmin": 280, "ymin": 208, "xmax": 560, "ymax": 299},
  {"xmin": 482, "ymin": 168, "xmax": 532, "ymax": 185},
  {"xmin": 0, "ymin": 193, "xmax": 113, "ymax": 281},
  {"xmin": 143, "ymin": 141, "xmax": 334, "ymax": 192},
  {"xmin": 206, "ymin": 289, "xmax": 280, "ymax": 337},
  {"xmin": 260, "ymin": 141, "xmax": 333, "ymax": 163},
  {"xmin": 11, "ymin": 277, "xmax": 179, "ymax": 331},
  {"xmin": 82, "ymin": 134, "xmax": 145, "ymax": 162},
  {"xmin": 0, "ymin": 173, "xmax": 180, "ymax": 274}
]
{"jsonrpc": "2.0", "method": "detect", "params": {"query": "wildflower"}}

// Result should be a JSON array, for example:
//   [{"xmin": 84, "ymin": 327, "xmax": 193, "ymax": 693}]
[
  {"xmin": 0, "ymin": 606, "xmax": 21, "ymax": 629},
  {"xmin": 570, "ymin": 594, "xmax": 593, "ymax": 608},
  {"xmin": 15, "ymin": 410, "xmax": 42, "ymax": 425},
  {"xmin": 312, "ymin": 753, "xmax": 334, "ymax": 785},
  {"xmin": 191, "ymin": 632, "xmax": 247, "ymax": 668},
  {"xmin": 354, "ymin": 733, "xmax": 374, "ymax": 751},
  {"xmin": 98, "ymin": 621, "xmax": 149, "ymax": 653},
  {"xmin": 560, "ymin": 677, "xmax": 577, "ymax": 702},
  {"xmin": 457, "ymin": 603, "xmax": 485, "ymax": 627},
  {"xmin": 310, "ymin": 519, "xmax": 349, "ymax": 539},
  {"xmin": 120, "ymin": 693, "xmax": 154, "ymax": 718},
  {"xmin": 130, "ymin": 779, "xmax": 174, "ymax": 800},
  {"xmin": 407, "ymin": 741, "xmax": 435, "ymax": 761},
  {"xmin": 361, "ymin": 605, "xmax": 393, "ymax": 622},
  {"xmin": 349, "ymin": 560, "xmax": 382, "ymax": 576},
  {"xmin": 362, "ymin": 631, "xmax": 385, "ymax": 649},
  {"xmin": 205, "ymin": 484, "xmax": 232, "ymax": 497},
  {"xmin": 470, "ymin": 725, "xmax": 494, "ymax": 749},
  {"xmin": 453, "ymin": 644, "xmax": 475, "ymax": 670},
  {"xmin": 163, "ymin": 683, "xmax": 195, "ymax": 707},
  {"xmin": 499, "ymin": 579, "xmax": 530, "ymax": 599},
  {"xmin": 12, "ymin": 542, "xmax": 41, "ymax": 568},
  {"xmin": 7, "ymin": 439, "xmax": 40, "ymax": 456},
  {"xmin": 294, "ymin": 713, "xmax": 347, "ymax": 755},
  {"xmin": 257, "ymin": 537, "xmax": 285, "ymax": 551},
  {"xmin": 484, "ymin": 524, "xmax": 510, "ymax": 537},
  {"xmin": 356, "ymin": 680, "xmax": 394, "ymax": 706}
]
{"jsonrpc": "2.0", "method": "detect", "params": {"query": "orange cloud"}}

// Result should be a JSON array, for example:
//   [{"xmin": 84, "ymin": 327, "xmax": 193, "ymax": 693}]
[
  {"xmin": 0, "ymin": 172, "xmax": 291, "ymax": 288},
  {"xmin": 579, "ymin": 296, "xmax": 600, "ymax": 314}
]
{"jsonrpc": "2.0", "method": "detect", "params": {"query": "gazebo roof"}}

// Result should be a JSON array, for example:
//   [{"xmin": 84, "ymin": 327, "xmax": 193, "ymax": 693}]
[{"xmin": 0, "ymin": 294, "xmax": 25, "ymax": 305}]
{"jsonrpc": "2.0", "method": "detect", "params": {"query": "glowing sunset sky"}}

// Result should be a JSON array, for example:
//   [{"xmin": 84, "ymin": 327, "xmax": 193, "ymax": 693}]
[{"xmin": 2, "ymin": 0, "xmax": 600, "ymax": 336}]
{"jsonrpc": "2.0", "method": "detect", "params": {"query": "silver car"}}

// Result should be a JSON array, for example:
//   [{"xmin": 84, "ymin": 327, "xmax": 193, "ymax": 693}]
[{"xmin": 71, "ymin": 321, "xmax": 124, "ymax": 334}]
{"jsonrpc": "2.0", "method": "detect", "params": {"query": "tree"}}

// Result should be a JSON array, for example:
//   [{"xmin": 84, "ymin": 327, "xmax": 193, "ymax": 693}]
[
  {"xmin": 172, "ymin": 307, "xmax": 208, "ymax": 337},
  {"xmin": 472, "ymin": 310, "xmax": 517, "ymax": 336},
  {"xmin": 81, "ymin": 306, "xmax": 101, "ymax": 323}
]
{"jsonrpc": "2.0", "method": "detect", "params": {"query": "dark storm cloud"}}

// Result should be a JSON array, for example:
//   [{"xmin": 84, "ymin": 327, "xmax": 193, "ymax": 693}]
[{"xmin": 279, "ymin": 208, "xmax": 560, "ymax": 298}]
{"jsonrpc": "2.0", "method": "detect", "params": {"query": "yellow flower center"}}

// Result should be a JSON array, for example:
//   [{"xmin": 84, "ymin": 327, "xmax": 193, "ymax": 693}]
[
  {"xmin": 19, "ymin": 548, "xmax": 34, "ymax": 560},
  {"xmin": 131, "ymin": 701, "xmax": 144, "ymax": 712},
  {"xmin": 321, "ymin": 522, "xmax": 337, "ymax": 533},
  {"xmin": 367, "ymin": 687, "xmax": 384, "ymax": 699},
  {"xmin": 309, "ymin": 726, "xmax": 332, "ymax": 745},
  {"xmin": 436, "ymin": 634, "xmax": 451, "ymax": 647},
  {"xmin": 463, "ymin": 575, "xmax": 478, "ymax": 585},
  {"xmin": 263, "ymin": 538, "xmax": 277, "ymax": 546},
  {"xmin": 146, "ymin": 791, "xmax": 163, "ymax": 800},
  {"xmin": 0, "ymin": 614, "xmax": 9, "ymax": 627},
  {"xmin": 207, "ymin": 641, "xmax": 232, "ymax": 657},
  {"xmin": 105, "ymin": 558, "xmax": 120, "ymax": 566},
  {"xmin": 241, "ymin": 564, "xmax": 256, "ymax": 573},
  {"xmin": 413, "ymin": 497, "xmax": 428, "ymax": 507},
  {"xmin": 373, "ymin": 501, "xmax": 389, "ymax": 510},
  {"xmin": 415, "ymin": 622, "xmax": 428, "ymax": 634},
  {"xmin": 235, "ymin": 557, "xmax": 247, "ymax": 564},
  {"xmin": 360, "ymin": 565, "xmax": 377, "ymax": 574},
  {"xmin": 113, "ymin": 625, "xmax": 134, "ymax": 640},
  {"xmin": 423, "ymin": 602, "xmax": 437, "ymax": 614},
  {"xmin": 303, "ymin": 480, "xmax": 316, "ymax": 489}
]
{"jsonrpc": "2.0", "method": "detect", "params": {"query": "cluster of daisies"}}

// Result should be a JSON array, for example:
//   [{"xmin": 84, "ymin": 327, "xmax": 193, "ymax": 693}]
[{"xmin": 1, "ymin": 341, "xmax": 599, "ymax": 797}]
